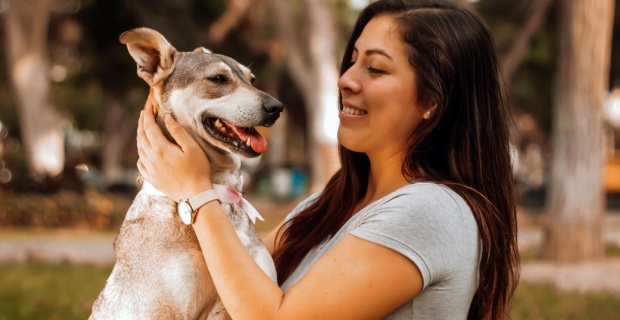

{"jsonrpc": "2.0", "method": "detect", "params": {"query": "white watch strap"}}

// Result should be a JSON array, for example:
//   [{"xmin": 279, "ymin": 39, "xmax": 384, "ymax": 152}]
[{"xmin": 188, "ymin": 189, "xmax": 220, "ymax": 211}]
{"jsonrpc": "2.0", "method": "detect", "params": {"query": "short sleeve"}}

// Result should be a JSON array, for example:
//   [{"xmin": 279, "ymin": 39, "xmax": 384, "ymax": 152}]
[
  {"xmin": 283, "ymin": 192, "xmax": 322, "ymax": 222},
  {"xmin": 349, "ymin": 184, "xmax": 479, "ymax": 289}
]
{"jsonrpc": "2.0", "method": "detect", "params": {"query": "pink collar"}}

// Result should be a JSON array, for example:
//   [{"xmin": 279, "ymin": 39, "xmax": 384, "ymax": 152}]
[{"xmin": 213, "ymin": 184, "xmax": 264, "ymax": 224}]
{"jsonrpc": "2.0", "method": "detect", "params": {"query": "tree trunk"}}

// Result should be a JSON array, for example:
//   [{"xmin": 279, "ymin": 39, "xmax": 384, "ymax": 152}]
[
  {"xmin": 267, "ymin": 0, "xmax": 340, "ymax": 191},
  {"xmin": 3, "ymin": 0, "xmax": 66, "ymax": 181},
  {"xmin": 543, "ymin": 0, "xmax": 615, "ymax": 261},
  {"xmin": 101, "ymin": 94, "xmax": 136, "ymax": 186}
]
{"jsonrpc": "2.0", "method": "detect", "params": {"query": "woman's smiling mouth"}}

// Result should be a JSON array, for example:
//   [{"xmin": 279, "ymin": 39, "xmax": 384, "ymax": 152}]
[{"xmin": 341, "ymin": 105, "xmax": 368, "ymax": 116}]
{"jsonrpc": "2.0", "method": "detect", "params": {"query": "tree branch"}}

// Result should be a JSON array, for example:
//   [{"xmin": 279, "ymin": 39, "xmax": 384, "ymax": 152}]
[
  {"xmin": 501, "ymin": 0, "xmax": 554, "ymax": 84},
  {"xmin": 208, "ymin": 0, "xmax": 254, "ymax": 43}
]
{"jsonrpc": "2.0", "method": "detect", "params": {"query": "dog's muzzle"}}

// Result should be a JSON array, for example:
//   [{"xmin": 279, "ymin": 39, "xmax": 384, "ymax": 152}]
[{"xmin": 201, "ymin": 96, "xmax": 283, "ymax": 158}]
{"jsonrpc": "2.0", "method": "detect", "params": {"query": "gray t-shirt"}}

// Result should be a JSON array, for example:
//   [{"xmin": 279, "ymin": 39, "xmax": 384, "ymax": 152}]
[{"xmin": 280, "ymin": 182, "xmax": 480, "ymax": 319}]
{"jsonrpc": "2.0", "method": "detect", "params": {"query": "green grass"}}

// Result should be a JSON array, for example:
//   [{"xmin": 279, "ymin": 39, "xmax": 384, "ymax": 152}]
[
  {"xmin": 0, "ymin": 262, "xmax": 619, "ymax": 319},
  {"xmin": 0, "ymin": 263, "xmax": 112, "ymax": 320},
  {"xmin": 512, "ymin": 282, "xmax": 620, "ymax": 319},
  {"xmin": 608, "ymin": 244, "xmax": 620, "ymax": 258}
]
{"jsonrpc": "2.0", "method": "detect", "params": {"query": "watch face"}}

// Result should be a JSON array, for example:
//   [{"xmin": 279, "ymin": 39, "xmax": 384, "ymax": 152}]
[{"xmin": 177, "ymin": 201, "xmax": 193, "ymax": 225}]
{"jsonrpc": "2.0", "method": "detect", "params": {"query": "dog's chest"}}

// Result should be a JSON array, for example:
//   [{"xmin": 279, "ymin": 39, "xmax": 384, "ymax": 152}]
[
  {"xmin": 94, "ymin": 194, "xmax": 213, "ymax": 318},
  {"xmin": 113, "ymin": 193, "xmax": 204, "ymax": 273}
]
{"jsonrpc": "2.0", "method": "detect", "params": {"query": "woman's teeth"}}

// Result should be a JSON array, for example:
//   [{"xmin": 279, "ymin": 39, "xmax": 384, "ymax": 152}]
[{"xmin": 341, "ymin": 106, "xmax": 367, "ymax": 116}]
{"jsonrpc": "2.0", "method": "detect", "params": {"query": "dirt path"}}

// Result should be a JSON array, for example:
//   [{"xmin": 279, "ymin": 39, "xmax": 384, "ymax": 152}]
[
  {"xmin": 1, "ymin": 210, "xmax": 619, "ymax": 297},
  {"xmin": 521, "ymin": 259, "xmax": 620, "ymax": 296},
  {"xmin": 516, "ymin": 214, "xmax": 620, "ymax": 297},
  {"xmin": 0, "ymin": 234, "xmax": 115, "ymax": 265}
]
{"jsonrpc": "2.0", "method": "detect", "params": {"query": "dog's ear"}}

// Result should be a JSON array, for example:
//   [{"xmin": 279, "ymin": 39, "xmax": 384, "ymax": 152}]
[
  {"xmin": 119, "ymin": 28, "xmax": 178, "ymax": 86},
  {"xmin": 193, "ymin": 47, "xmax": 212, "ymax": 54}
]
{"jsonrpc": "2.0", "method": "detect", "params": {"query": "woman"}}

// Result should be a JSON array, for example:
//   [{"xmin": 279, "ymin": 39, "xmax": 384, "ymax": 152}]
[{"xmin": 137, "ymin": 0, "xmax": 519, "ymax": 318}]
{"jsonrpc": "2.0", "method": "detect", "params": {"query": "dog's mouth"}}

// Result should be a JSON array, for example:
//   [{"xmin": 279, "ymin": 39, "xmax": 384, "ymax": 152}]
[{"xmin": 202, "ymin": 117, "xmax": 267, "ymax": 157}]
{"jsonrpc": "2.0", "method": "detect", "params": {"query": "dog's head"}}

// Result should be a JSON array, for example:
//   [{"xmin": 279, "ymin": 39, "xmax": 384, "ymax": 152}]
[{"xmin": 120, "ymin": 27, "xmax": 283, "ymax": 161}]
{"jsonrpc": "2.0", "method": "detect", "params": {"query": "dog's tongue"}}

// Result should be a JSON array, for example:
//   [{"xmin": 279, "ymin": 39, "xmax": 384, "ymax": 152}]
[{"xmin": 227, "ymin": 124, "xmax": 268, "ymax": 153}]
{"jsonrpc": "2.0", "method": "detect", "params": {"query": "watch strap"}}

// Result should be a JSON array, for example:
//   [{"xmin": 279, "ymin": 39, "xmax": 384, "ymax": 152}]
[{"xmin": 188, "ymin": 189, "xmax": 220, "ymax": 212}]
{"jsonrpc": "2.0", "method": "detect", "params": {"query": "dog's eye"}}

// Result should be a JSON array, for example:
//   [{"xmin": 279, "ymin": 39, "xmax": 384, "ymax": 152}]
[{"xmin": 208, "ymin": 74, "xmax": 229, "ymax": 84}]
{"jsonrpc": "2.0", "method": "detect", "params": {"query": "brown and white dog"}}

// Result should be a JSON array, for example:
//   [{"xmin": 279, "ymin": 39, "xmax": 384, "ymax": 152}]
[{"xmin": 90, "ymin": 27, "xmax": 281, "ymax": 319}]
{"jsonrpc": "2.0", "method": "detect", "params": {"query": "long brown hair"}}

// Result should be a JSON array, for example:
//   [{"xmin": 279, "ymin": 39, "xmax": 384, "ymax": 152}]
[{"xmin": 272, "ymin": 1, "xmax": 519, "ymax": 319}]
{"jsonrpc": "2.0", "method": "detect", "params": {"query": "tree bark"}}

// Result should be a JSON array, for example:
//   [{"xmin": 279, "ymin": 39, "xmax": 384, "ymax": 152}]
[
  {"xmin": 101, "ymin": 94, "xmax": 136, "ymax": 186},
  {"xmin": 3, "ymin": 0, "xmax": 66, "ymax": 181},
  {"xmin": 267, "ymin": 0, "xmax": 340, "ymax": 191},
  {"xmin": 543, "ymin": 0, "xmax": 615, "ymax": 261}
]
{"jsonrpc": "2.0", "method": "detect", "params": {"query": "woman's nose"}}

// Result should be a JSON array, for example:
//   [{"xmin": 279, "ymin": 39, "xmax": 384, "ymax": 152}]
[{"xmin": 338, "ymin": 67, "xmax": 361, "ymax": 93}]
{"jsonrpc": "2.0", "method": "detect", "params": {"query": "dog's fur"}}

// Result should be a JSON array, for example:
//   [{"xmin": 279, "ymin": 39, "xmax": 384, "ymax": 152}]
[{"xmin": 90, "ymin": 27, "xmax": 281, "ymax": 319}]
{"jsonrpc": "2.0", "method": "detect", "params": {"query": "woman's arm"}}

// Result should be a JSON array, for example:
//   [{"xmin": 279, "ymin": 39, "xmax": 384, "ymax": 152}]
[
  {"xmin": 137, "ymin": 106, "xmax": 424, "ymax": 319},
  {"xmin": 195, "ymin": 204, "xmax": 423, "ymax": 319}
]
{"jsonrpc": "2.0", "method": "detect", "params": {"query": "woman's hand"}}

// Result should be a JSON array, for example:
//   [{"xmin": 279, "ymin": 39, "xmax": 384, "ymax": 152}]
[{"xmin": 136, "ymin": 103, "xmax": 213, "ymax": 201}]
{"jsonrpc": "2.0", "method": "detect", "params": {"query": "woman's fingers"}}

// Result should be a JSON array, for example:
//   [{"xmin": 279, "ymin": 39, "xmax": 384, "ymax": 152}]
[
  {"xmin": 142, "ymin": 106, "xmax": 173, "ymax": 156},
  {"xmin": 137, "ymin": 109, "xmax": 157, "ymax": 175},
  {"xmin": 137, "ymin": 110, "xmax": 153, "ymax": 152},
  {"xmin": 136, "ymin": 158, "xmax": 147, "ymax": 178},
  {"xmin": 134, "ymin": 103, "xmax": 213, "ymax": 200},
  {"xmin": 164, "ymin": 114, "xmax": 198, "ymax": 152}
]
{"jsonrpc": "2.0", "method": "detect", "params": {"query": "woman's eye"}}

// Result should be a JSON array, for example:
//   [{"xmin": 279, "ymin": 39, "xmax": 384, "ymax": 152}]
[
  {"xmin": 208, "ymin": 74, "xmax": 229, "ymax": 84},
  {"xmin": 367, "ymin": 66, "xmax": 384, "ymax": 74}
]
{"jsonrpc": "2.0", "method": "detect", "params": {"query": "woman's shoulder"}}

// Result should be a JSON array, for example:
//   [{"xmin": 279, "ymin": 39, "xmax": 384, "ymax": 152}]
[
  {"xmin": 358, "ymin": 182, "xmax": 477, "ymax": 241},
  {"xmin": 350, "ymin": 182, "xmax": 480, "ymax": 287},
  {"xmin": 384, "ymin": 182, "xmax": 470, "ymax": 213}
]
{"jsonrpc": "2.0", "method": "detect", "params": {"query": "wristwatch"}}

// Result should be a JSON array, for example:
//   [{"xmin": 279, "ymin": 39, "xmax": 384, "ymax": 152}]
[{"xmin": 177, "ymin": 189, "xmax": 220, "ymax": 225}]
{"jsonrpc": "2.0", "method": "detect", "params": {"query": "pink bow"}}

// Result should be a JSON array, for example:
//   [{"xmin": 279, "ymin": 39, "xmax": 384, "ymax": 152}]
[{"xmin": 213, "ymin": 184, "xmax": 264, "ymax": 224}]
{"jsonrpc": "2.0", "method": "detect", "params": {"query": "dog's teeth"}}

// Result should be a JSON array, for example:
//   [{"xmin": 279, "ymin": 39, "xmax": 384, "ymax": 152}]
[
  {"xmin": 246, "ymin": 138, "xmax": 251, "ymax": 147},
  {"xmin": 233, "ymin": 140, "xmax": 239, "ymax": 147},
  {"xmin": 215, "ymin": 119, "xmax": 223, "ymax": 128}
]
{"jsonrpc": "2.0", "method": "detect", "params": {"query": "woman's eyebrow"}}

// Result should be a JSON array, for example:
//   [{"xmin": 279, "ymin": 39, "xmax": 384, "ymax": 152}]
[
  {"xmin": 365, "ymin": 48, "xmax": 393, "ymax": 60},
  {"xmin": 352, "ymin": 47, "xmax": 393, "ymax": 60}
]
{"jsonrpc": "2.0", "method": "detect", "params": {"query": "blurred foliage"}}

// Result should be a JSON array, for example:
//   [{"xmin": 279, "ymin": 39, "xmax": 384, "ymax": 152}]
[
  {"xmin": 0, "ymin": 0, "xmax": 619, "ymax": 193},
  {"xmin": 476, "ymin": 0, "xmax": 557, "ymax": 132},
  {"xmin": 476, "ymin": 0, "xmax": 620, "ymax": 134},
  {"xmin": 0, "ymin": 189, "xmax": 131, "ymax": 229}
]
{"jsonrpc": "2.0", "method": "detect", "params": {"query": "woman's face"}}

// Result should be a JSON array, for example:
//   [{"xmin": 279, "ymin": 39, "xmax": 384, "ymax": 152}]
[{"xmin": 338, "ymin": 15, "xmax": 430, "ymax": 158}]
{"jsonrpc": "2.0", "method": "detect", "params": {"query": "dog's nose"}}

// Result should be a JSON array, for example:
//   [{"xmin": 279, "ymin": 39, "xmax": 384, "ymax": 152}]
[{"xmin": 263, "ymin": 96, "xmax": 284, "ymax": 115}]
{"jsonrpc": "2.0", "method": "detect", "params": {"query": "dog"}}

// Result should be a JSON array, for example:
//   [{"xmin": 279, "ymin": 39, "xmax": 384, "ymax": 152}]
[{"xmin": 90, "ymin": 27, "xmax": 282, "ymax": 319}]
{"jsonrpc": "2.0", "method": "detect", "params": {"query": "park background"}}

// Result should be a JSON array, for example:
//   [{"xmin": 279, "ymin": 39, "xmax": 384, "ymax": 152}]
[{"xmin": 1, "ymin": 0, "xmax": 620, "ymax": 319}]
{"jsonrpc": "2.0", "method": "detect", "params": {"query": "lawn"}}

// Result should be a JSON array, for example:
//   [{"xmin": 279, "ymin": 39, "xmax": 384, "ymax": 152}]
[
  {"xmin": 512, "ymin": 282, "xmax": 620, "ymax": 319},
  {"xmin": 0, "ymin": 263, "xmax": 111, "ymax": 320},
  {"xmin": 0, "ymin": 262, "xmax": 619, "ymax": 319}
]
